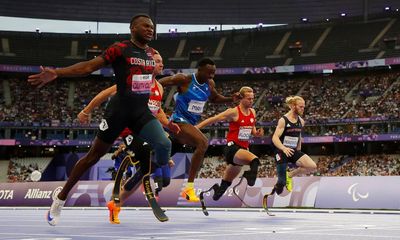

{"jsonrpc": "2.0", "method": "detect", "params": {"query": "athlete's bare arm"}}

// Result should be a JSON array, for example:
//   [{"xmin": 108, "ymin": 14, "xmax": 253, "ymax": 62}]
[
  {"xmin": 196, "ymin": 107, "xmax": 237, "ymax": 129},
  {"xmin": 272, "ymin": 118, "xmax": 295, "ymax": 157},
  {"xmin": 158, "ymin": 73, "xmax": 191, "ymax": 90},
  {"xmin": 208, "ymin": 79, "xmax": 237, "ymax": 103},
  {"xmin": 78, "ymin": 85, "xmax": 117, "ymax": 124},
  {"xmin": 250, "ymin": 109, "xmax": 264, "ymax": 137},
  {"xmin": 153, "ymin": 81, "xmax": 180, "ymax": 134},
  {"xmin": 297, "ymin": 117, "xmax": 305, "ymax": 150},
  {"xmin": 28, "ymin": 56, "xmax": 106, "ymax": 88}
]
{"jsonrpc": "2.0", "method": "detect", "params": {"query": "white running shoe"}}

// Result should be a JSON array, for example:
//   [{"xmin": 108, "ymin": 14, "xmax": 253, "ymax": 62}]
[{"xmin": 46, "ymin": 196, "xmax": 65, "ymax": 226}]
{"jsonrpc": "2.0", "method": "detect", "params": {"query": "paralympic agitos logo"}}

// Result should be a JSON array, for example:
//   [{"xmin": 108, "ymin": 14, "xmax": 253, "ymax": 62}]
[{"xmin": 347, "ymin": 183, "xmax": 369, "ymax": 202}]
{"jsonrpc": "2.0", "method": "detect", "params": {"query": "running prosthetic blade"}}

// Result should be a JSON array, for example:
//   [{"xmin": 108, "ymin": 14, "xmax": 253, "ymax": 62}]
[
  {"xmin": 232, "ymin": 176, "xmax": 252, "ymax": 208},
  {"xmin": 262, "ymin": 188, "xmax": 276, "ymax": 216},
  {"xmin": 112, "ymin": 155, "xmax": 133, "ymax": 204},
  {"xmin": 199, "ymin": 184, "xmax": 219, "ymax": 216},
  {"xmin": 142, "ymin": 174, "xmax": 168, "ymax": 222}
]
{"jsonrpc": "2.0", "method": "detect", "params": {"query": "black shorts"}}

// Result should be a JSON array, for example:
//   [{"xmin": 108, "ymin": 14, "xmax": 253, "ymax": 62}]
[
  {"xmin": 224, "ymin": 141, "xmax": 247, "ymax": 166},
  {"xmin": 274, "ymin": 149, "xmax": 305, "ymax": 164},
  {"xmin": 123, "ymin": 132, "xmax": 185, "ymax": 166},
  {"xmin": 96, "ymin": 95, "xmax": 155, "ymax": 144},
  {"xmin": 169, "ymin": 135, "xmax": 186, "ymax": 156}
]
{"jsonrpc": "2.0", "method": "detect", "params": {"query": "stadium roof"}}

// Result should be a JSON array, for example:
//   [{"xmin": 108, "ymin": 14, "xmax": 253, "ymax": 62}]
[{"xmin": 0, "ymin": 0, "xmax": 398, "ymax": 25}]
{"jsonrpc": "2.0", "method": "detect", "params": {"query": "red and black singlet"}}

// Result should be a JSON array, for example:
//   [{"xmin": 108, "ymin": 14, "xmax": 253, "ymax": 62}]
[{"xmin": 226, "ymin": 106, "xmax": 256, "ymax": 149}]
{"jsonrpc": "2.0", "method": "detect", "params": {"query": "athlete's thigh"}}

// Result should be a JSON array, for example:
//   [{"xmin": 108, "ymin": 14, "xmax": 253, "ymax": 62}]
[
  {"xmin": 172, "ymin": 123, "xmax": 207, "ymax": 147},
  {"xmin": 233, "ymin": 149, "xmax": 257, "ymax": 165},
  {"xmin": 296, "ymin": 154, "xmax": 315, "ymax": 168}
]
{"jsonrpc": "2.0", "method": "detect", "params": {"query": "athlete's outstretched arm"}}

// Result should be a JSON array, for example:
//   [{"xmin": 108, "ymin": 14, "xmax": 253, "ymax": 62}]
[
  {"xmin": 196, "ymin": 108, "xmax": 236, "ymax": 129},
  {"xmin": 208, "ymin": 79, "xmax": 239, "ymax": 103},
  {"xmin": 77, "ymin": 85, "xmax": 117, "ymax": 124},
  {"xmin": 158, "ymin": 73, "xmax": 190, "ymax": 87},
  {"xmin": 28, "ymin": 56, "xmax": 106, "ymax": 88}
]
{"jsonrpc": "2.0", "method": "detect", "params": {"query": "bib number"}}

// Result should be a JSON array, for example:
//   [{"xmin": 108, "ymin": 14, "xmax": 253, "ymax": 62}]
[
  {"xmin": 188, "ymin": 100, "xmax": 206, "ymax": 114},
  {"xmin": 238, "ymin": 127, "xmax": 252, "ymax": 140},
  {"xmin": 148, "ymin": 99, "xmax": 161, "ymax": 114},
  {"xmin": 283, "ymin": 136, "xmax": 299, "ymax": 148},
  {"xmin": 131, "ymin": 74, "xmax": 152, "ymax": 94}
]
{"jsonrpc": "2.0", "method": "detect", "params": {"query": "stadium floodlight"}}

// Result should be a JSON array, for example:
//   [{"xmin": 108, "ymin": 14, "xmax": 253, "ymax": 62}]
[
  {"xmin": 340, "ymin": 13, "xmax": 347, "ymax": 17},
  {"xmin": 384, "ymin": 6, "xmax": 391, "ymax": 11},
  {"xmin": 301, "ymin": 18, "xmax": 308, "ymax": 22}
]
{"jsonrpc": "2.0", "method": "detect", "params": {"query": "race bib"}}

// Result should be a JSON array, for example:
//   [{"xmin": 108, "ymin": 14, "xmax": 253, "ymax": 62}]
[
  {"xmin": 283, "ymin": 136, "xmax": 299, "ymax": 148},
  {"xmin": 188, "ymin": 100, "xmax": 206, "ymax": 114},
  {"xmin": 238, "ymin": 127, "xmax": 252, "ymax": 140},
  {"xmin": 131, "ymin": 74, "xmax": 152, "ymax": 94},
  {"xmin": 148, "ymin": 99, "xmax": 161, "ymax": 114}
]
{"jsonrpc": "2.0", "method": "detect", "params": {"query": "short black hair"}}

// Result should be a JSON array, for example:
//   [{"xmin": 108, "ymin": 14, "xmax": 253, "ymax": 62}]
[
  {"xmin": 197, "ymin": 58, "xmax": 215, "ymax": 68},
  {"xmin": 130, "ymin": 14, "xmax": 151, "ymax": 28}
]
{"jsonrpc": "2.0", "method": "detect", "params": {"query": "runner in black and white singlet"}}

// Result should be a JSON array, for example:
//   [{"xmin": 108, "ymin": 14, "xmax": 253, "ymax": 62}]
[
  {"xmin": 272, "ymin": 96, "xmax": 317, "ymax": 195},
  {"xmin": 28, "ymin": 14, "xmax": 171, "ymax": 226}
]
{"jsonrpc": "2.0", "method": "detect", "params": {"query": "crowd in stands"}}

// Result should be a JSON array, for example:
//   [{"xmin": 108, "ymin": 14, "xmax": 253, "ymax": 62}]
[
  {"xmin": 346, "ymin": 73, "xmax": 400, "ymax": 119},
  {"xmin": 315, "ymin": 154, "xmax": 400, "ymax": 176},
  {"xmin": 1, "ymin": 71, "xmax": 399, "ymax": 126},
  {"xmin": 7, "ymin": 160, "xmax": 40, "ymax": 182},
  {"xmin": 6, "ymin": 154, "xmax": 399, "ymax": 182},
  {"xmin": 1, "ymin": 78, "xmax": 112, "ymax": 125},
  {"xmin": 197, "ymin": 154, "xmax": 400, "ymax": 179}
]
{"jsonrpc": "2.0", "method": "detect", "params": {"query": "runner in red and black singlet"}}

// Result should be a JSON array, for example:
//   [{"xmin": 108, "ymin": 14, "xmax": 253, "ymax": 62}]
[
  {"xmin": 226, "ymin": 105, "xmax": 256, "ymax": 149},
  {"xmin": 196, "ymin": 87, "xmax": 264, "ymax": 201},
  {"xmin": 28, "ymin": 14, "xmax": 171, "ymax": 226},
  {"xmin": 272, "ymin": 96, "xmax": 317, "ymax": 195}
]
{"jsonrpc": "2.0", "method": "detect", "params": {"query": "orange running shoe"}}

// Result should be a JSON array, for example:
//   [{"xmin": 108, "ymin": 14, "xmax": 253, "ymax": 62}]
[
  {"xmin": 107, "ymin": 201, "xmax": 121, "ymax": 224},
  {"xmin": 181, "ymin": 187, "xmax": 200, "ymax": 202}
]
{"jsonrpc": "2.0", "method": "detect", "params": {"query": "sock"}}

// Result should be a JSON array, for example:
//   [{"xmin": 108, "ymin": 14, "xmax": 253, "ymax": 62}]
[
  {"xmin": 213, "ymin": 180, "xmax": 231, "ymax": 201},
  {"xmin": 186, "ymin": 182, "xmax": 194, "ymax": 189},
  {"xmin": 220, "ymin": 180, "xmax": 232, "ymax": 190}
]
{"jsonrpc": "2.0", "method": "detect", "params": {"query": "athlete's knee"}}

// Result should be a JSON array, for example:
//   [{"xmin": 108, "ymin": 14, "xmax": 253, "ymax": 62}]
[
  {"xmin": 157, "ymin": 135, "xmax": 172, "ymax": 153},
  {"xmin": 249, "ymin": 157, "xmax": 260, "ymax": 171},
  {"xmin": 275, "ymin": 182, "xmax": 285, "ymax": 195},
  {"xmin": 309, "ymin": 160, "xmax": 317, "ymax": 171},
  {"xmin": 243, "ymin": 157, "xmax": 260, "ymax": 186},
  {"xmin": 196, "ymin": 137, "xmax": 208, "ymax": 153},
  {"xmin": 301, "ymin": 156, "xmax": 317, "ymax": 172},
  {"xmin": 153, "ymin": 176, "xmax": 163, "ymax": 192}
]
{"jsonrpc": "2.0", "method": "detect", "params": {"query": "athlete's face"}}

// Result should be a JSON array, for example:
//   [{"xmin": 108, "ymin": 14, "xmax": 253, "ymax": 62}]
[
  {"xmin": 131, "ymin": 17, "xmax": 154, "ymax": 43},
  {"xmin": 197, "ymin": 64, "xmax": 216, "ymax": 82},
  {"xmin": 293, "ymin": 99, "xmax": 305, "ymax": 116},
  {"xmin": 241, "ymin": 92, "xmax": 254, "ymax": 108},
  {"xmin": 153, "ymin": 54, "xmax": 164, "ymax": 76}
]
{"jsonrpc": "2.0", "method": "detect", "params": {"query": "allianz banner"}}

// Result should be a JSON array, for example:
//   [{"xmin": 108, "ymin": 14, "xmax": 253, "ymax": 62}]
[
  {"xmin": 1, "ymin": 177, "xmax": 399, "ymax": 209},
  {"xmin": 315, "ymin": 176, "xmax": 400, "ymax": 209},
  {"xmin": 0, "ymin": 178, "xmax": 320, "ymax": 208}
]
